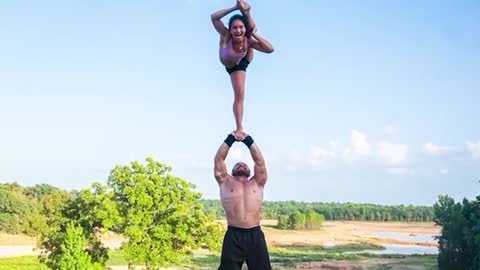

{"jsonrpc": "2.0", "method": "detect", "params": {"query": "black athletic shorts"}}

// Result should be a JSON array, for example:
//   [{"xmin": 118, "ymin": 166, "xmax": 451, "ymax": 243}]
[
  {"xmin": 225, "ymin": 58, "xmax": 251, "ymax": 75},
  {"xmin": 218, "ymin": 225, "xmax": 271, "ymax": 270}
]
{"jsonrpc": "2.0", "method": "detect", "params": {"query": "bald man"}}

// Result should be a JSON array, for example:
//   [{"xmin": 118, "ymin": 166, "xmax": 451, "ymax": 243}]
[{"xmin": 213, "ymin": 132, "xmax": 271, "ymax": 270}]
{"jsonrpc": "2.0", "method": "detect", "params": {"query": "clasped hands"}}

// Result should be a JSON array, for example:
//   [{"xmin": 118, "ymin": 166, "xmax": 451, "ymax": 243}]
[{"xmin": 231, "ymin": 130, "xmax": 248, "ymax": 141}]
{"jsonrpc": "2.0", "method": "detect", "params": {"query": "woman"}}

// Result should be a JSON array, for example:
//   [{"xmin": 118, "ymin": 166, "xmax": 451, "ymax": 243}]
[{"xmin": 211, "ymin": 0, "xmax": 274, "ymax": 136}]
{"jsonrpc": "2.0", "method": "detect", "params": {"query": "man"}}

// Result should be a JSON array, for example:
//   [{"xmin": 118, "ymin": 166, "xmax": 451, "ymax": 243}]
[{"xmin": 213, "ymin": 131, "xmax": 271, "ymax": 270}]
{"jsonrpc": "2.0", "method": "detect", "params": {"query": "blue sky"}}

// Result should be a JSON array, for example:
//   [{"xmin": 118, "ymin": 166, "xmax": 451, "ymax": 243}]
[{"xmin": 0, "ymin": 0, "xmax": 478, "ymax": 205}]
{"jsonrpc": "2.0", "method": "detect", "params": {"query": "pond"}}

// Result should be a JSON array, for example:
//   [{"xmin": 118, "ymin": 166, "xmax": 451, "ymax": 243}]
[
  {"xmin": 372, "ymin": 231, "xmax": 438, "ymax": 243},
  {"xmin": 323, "ymin": 231, "xmax": 440, "ymax": 255},
  {"xmin": 363, "ymin": 244, "xmax": 438, "ymax": 255}
]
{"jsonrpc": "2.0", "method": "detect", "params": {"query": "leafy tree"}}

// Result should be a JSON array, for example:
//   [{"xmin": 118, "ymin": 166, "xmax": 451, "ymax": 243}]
[
  {"xmin": 0, "ymin": 187, "xmax": 43, "ymax": 235},
  {"xmin": 40, "ymin": 182, "xmax": 121, "ymax": 268},
  {"xmin": 108, "ymin": 157, "xmax": 224, "ymax": 269},
  {"xmin": 40, "ymin": 221, "xmax": 102, "ymax": 270},
  {"xmin": 287, "ymin": 211, "xmax": 305, "ymax": 230},
  {"xmin": 276, "ymin": 215, "xmax": 288, "ymax": 229},
  {"xmin": 434, "ymin": 193, "xmax": 480, "ymax": 270},
  {"xmin": 305, "ymin": 210, "xmax": 324, "ymax": 230}
]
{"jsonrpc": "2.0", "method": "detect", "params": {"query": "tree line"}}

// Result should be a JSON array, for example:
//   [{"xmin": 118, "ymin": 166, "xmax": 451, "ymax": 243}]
[{"xmin": 201, "ymin": 199, "xmax": 435, "ymax": 223}]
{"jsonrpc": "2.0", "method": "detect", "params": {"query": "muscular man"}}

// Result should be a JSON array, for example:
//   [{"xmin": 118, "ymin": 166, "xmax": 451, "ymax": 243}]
[{"xmin": 214, "ymin": 132, "xmax": 271, "ymax": 270}]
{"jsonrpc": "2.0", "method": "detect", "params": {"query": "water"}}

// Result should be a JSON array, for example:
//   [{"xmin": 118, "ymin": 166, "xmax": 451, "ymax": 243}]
[
  {"xmin": 372, "ymin": 231, "xmax": 438, "ymax": 243},
  {"xmin": 323, "ymin": 232, "xmax": 440, "ymax": 255},
  {"xmin": 363, "ymin": 244, "xmax": 438, "ymax": 255}
]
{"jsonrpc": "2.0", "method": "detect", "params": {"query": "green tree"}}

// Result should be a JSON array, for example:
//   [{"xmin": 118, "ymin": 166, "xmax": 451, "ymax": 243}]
[
  {"xmin": 305, "ymin": 210, "xmax": 324, "ymax": 230},
  {"xmin": 108, "ymin": 157, "xmax": 224, "ymax": 269},
  {"xmin": 40, "ymin": 182, "xmax": 121, "ymax": 268},
  {"xmin": 40, "ymin": 221, "xmax": 102, "ymax": 270},
  {"xmin": 276, "ymin": 215, "xmax": 288, "ymax": 229},
  {"xmin": 0, "ymin": 187, "xmax": 43, "ymax": 235},
  {"xmin": 287, "ymin": 211, "xmax": 305, "ymax": 230},
  {"xmin": 434, "ymin": 193, "xmax": 480, "ymax": 270}
]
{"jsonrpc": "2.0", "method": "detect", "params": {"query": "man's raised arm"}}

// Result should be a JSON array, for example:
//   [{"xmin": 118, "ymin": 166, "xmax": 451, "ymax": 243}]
[
  {"xmin": 242, "ymin": 134, "xmax": 267, "ymax": 187},
  {"xmin": 214, "ymin": 133, "xmax": 237, "ymax": 185}
]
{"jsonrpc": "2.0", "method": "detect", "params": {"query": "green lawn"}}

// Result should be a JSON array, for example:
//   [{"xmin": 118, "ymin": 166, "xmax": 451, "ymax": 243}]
[{"xmin": 0, "ymin": 256, "xmax": 48, "ymax": 270}]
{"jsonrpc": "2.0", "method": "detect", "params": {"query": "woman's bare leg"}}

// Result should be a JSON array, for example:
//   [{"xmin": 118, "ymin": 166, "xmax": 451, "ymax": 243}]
[{"xmin": 230, "ymin": 71, "xmax": 246, "ymax": 134}]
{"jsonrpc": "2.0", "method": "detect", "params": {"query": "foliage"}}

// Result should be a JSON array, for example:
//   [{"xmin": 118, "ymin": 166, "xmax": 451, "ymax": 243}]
[
  {"xmin": 39, "ymin": 181, "xmax": 122, "ymax": 268},
  {"xmin": 108, "ymin": 157, "xmax": 224, "ymax": 269},
  {"xmin": 0, "ymin": 183, "xmax": 71, "ymax": 236},
  {"xmin": 305, "ymin": 210, "xmax": 324, "ymax": 230},
  {"xmin": 200, "ymin": 199, "xmax": 434, "ymax": 223},
  {"xmin": 39, "ymin": 221, "xmax": 102, "ymax": 270},
  {"xmin": 434, "ymin": 193, "xmax": 480, "ymax": 270},
  {"xmin": 276, "ymin": 210, "xmax": 324, "ymax": 230}
]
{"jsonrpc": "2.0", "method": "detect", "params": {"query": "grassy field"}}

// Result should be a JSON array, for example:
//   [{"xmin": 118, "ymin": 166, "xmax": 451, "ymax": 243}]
[{"xmin": 0, "ymin": 244, "xmax": 438, "ymax": 270}]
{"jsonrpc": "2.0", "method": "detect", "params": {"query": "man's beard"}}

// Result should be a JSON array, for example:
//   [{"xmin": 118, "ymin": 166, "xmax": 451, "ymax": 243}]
[{"xmin": 232, "ymin": 169, "xmax": 250, "ymax": 177}]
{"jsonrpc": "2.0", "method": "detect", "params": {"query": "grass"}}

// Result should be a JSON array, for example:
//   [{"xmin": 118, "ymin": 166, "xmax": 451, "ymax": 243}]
[
  {"xmin": 268, "ymin": 244, "xmax": 380, "ymax": 267},
  {"xmin": 387, "ymin": 255, "xmax": 438, "ymax": 270},
  {"xmin": 0, "ymin": 256, "xmax": 48, "ymax": 270},
  {"xmin": 0, "ymin": 245, "xmax": 438, "ymax": 270}
]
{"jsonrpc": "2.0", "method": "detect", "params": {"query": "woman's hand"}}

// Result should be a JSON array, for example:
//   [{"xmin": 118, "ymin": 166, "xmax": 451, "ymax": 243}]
[{"xmin": 237, "ymin": 0, "xmax": 251, "ymax": 12}]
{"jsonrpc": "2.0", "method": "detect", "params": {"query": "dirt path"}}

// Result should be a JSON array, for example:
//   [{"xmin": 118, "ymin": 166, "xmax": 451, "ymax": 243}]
[
  {"xmin": 0, "ymin": 245, "xmax": 39, "ymax": 257},
  {"xmin": 0, "ymin": 240, "xmax": 123, "ymax": 257}
]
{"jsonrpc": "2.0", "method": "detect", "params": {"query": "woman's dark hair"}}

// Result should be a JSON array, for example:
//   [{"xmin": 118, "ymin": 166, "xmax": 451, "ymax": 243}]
[{"xmin": 228, "ymin": 14, "xmax": 249, "ymax": 31}]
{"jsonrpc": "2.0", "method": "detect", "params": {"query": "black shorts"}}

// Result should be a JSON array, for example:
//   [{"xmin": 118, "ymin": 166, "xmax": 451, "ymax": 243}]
[
  {"xmin": 218, "ymin": 225, "xmax": 271, "ymax": 270},
  {"xmin": 225, "ymin": 58, "xmax": 251, "ymax": 75}
]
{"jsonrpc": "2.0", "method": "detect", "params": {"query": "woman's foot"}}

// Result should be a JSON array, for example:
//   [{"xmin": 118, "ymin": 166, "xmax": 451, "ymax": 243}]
[{"xmin": 232, "ymin": 129, "xmax": 246, "ymax": 140}]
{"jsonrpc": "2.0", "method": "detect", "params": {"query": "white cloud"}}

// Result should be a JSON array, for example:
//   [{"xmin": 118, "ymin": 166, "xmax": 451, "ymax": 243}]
[
  {"xmin": 466, "ymin": 141, "xmax": 480, "ymax": 160},
  {"xmin": 378, "ymin": 142, "xmax": 408, "ymax": 165},
  {"xmin": 385, "ymin": 167, "xmax": 410, "ymax": 175},
  {"xmin": 342, "ymin": 147, "xmax": 354, "ymax": 161},
  {"xmin": 384, "ymin": 126, "xmax": 398, "ymax": 135},
  {"xmin": 351, "ymin": 129, "xmax": 370, "ymax": 156},
  {"xmin": 422, "ymin": 142, "xmax": 451, "ymax": 156},
  {"xmin": 308, "ymin": 145, "xmax": 337, "ymax": 167}
]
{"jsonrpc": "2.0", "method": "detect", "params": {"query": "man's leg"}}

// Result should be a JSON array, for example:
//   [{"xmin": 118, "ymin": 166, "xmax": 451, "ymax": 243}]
[
  {"xmin": 246, "ymin": 229, "xmax": 272, "ymax": 270},
  {"xmin": 218, "ymin": 230, "xmax": 245, "ymax": 270}
]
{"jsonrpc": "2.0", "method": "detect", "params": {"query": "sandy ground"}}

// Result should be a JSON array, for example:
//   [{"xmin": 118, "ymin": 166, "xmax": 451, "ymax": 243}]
[
  {"xmin": 0, "ymin": 220, "xmax": 440, "ymax": 258},
  {"xmin": 262, "ymin": 220, "xmax": 440, "ymax": 247}
]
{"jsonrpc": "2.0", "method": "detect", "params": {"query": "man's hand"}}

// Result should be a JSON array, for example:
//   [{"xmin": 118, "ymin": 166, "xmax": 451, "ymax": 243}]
[{"xmin": 232, "ymin": 130, "xmax": 246, "ymax": 141}]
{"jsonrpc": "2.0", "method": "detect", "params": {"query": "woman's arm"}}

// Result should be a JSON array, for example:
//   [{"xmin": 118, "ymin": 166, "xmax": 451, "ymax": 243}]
[
  {"xmin": 238, "ymin": 1, "xmax": 256, "ymax": 35},
  {"xmin": 250, "ymin": 31, "xmax": 274, "ymax": 53},
  {"xmin": 211, "ymin": 5, "xmax": 238, "ymax": 37}
]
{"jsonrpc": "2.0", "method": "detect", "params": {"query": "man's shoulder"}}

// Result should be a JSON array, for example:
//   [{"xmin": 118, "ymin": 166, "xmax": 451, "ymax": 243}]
[{"xmin": 217, "ymin": 174, "xmax": 234, "ymax": 185}]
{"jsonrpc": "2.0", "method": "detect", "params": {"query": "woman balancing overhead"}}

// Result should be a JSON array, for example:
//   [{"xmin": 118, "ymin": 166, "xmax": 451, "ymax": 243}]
[{"xmin": 211, "ymin": 0, "xmax": 274, "ymax": 136}]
